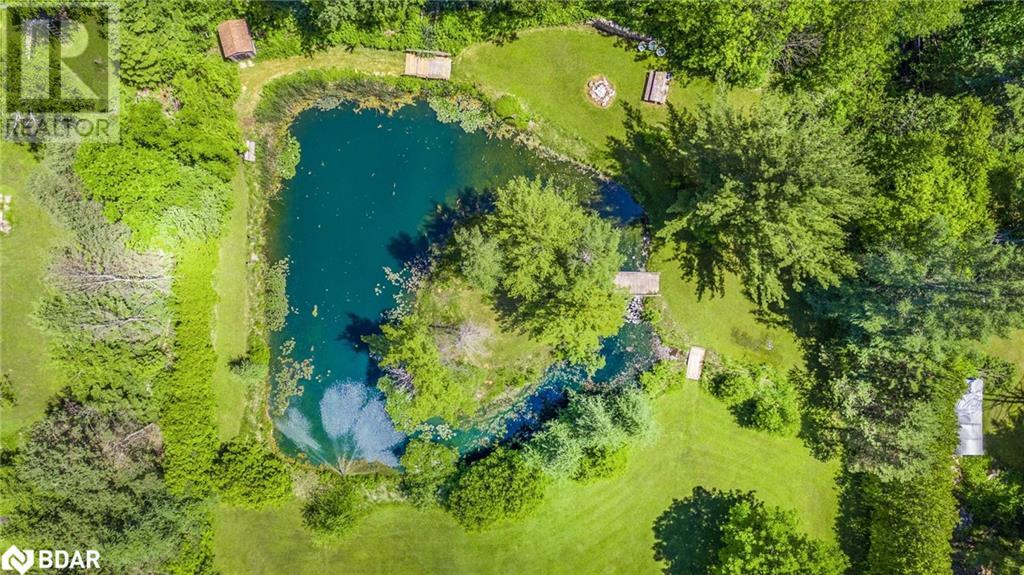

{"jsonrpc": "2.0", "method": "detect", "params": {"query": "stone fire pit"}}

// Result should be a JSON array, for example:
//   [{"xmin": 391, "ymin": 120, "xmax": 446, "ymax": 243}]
[{"xmin": 587, "ymin": 75, "xmax": 616, "ymax": 108}]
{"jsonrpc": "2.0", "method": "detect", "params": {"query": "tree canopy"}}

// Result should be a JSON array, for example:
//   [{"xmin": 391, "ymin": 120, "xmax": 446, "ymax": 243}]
[
  {"xmin": 475, "ymin": 177, "xmax": 628, "ymax": 367},
  {"xmin": 653, "ymin": 487, "xmax": 847, "ymax": 575},
  {"xmin": 659, "ymin": 94, "xmax": 871, "ymax": 308}
]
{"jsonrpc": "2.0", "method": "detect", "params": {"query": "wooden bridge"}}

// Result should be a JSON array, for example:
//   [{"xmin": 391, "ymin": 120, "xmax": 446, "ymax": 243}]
[{"xmin": 614, "ymin": 271, "xmax": 661, "ymax": 296}]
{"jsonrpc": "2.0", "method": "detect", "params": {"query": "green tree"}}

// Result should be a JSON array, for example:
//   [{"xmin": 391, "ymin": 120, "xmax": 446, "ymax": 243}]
[
  {"xmin": 399, "ymin": 437, "xmax": 459, "ymax": 508},
  {"xmin": 713, "ymin": 497, "xmax": 847, "ymax": 575},
  {"xmin": 483, "ymin": 177, "xmax": 627, "ymax": 368},
  {"xmin": 454, "ymin": 224, "xmax": 502, "ymax": 293},
  {"xmin": 990, "ymin": 83, "xmax": 1024, "ymax": 234},
  {"xmin": 813, "ymin": 221, "xmax": 1024, "ymax": 358},
  {"xmin": 954, "ymin": 457, "xmax": 1024, "ymax": 573},
  {"xmin": 617, "ymin": 0, "xmax": 813, "ymax": 86},
  {"xmin": 913, "ymin": 0, "xmax": 1024, "ymax": 98},
  {"xmin": 368, "ymin": 315, "xmax": 474, "ymax": 431},
  {"xmin": 820, "ymin": 340, "xmax": 960, "ymax": 482},
  {"xmin": 660, "ymin": 95, "xmax": 871, "ymax": 308},
  {"xmin": 214, "ymin": 439, "xmax": 292, "ymax": 509},
  {"xmin": 863, "ymin": 454, "xmax": 958, "ymax": 574},
  {"xmin": 446, "ymin": 448, "xmax": 548, "ymax": 530},
  {"xmin": 301, "ymin": 478, "xmax": 370, "ymax": 542},
  {"xmin": 862, "ymin": 93, "xmax": 995, "ymax": 243},
  {"xmin": 4, "ymin": 401, "xmax": 210, "ymax": 574},
  {"xmin": 782, "ymin": 0, "xmax": 964, "ymax": 117},
  {"xmin": 653, "ymin": 487, "xmax": 846, "ymax": 575}
]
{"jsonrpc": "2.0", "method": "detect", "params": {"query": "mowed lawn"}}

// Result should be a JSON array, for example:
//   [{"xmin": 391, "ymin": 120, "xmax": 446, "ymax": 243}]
[
  {"xmin": 211, "ymin": 165, "xmax": 252, "ymax": 440},
  {"xmin": 650, "ymin": 245, "xmax": 803, "ymax": 369},
  {"xmin": 215, "ymin": 385, "xmax": 838, "ymax": 575},
  {"xmin": 982, "ymin": 332, "xmax": 1024, "ymax": 473},
  {"xmin": 456, "ymin": 26, "xmax": 758, "ymax": 168},
  {"xmin": 0, "ymin": 144, "xmax": 66, "ymax": 446}
]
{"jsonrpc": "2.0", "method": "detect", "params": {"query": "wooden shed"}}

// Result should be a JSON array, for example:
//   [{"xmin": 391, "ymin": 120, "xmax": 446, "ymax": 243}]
[
  {"xmin": 404, "ymin": 50, "xmax": 452, "ymax": 80},
  {"xmin": 614, "ymin": 271, "xmax": 661, "ymax": 296},
  {"xmin": 642, "ymin": 71, "xmax": 670, "ymax": 104},
  {"xmin": 217, "ymin": 19, "xmax": 256, "ymax": 61}
]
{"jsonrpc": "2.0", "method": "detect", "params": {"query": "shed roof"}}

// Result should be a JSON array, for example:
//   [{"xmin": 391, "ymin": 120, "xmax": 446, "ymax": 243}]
[
  {"xmin": 614, "ymin": 271, "xmax": 660, "ymax": 296},
  {"xmin": 643, "ymin": 71, "xmax": 669, "ymax": 104},
  {"xmin": 217, "ymin": 19, "xmax": 255, "ymax": 60},
  {"xmin": 955, "ymin": 378, "xmax": 984, "ymax": 456},
  {"xmin": 404, "ymin": 51, "xmax": 452, "ymax": 80}
]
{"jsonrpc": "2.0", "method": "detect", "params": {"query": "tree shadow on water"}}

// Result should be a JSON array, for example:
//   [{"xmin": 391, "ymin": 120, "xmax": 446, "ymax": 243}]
[
  {"xmin": 384, "ymin": 186, "xmax": 495, "ymax": 265},
  {"xmin": 651, "ymin": 486, "xmax": 744, "ymax": 575},
  {"xmin": 337, "ymin": 313, "xmax": 380, "ymax": 353}
]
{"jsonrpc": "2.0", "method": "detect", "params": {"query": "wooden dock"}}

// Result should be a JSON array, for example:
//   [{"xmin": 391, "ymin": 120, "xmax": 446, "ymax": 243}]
[{"xmin": 404, "ymin": 50, "xmax": 451, "ymax": 80}]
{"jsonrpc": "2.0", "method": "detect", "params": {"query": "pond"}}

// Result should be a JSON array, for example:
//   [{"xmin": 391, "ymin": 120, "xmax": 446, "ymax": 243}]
[{"xmin": 268, "ymin": 102, "xmax": 653, "ymax": 467}]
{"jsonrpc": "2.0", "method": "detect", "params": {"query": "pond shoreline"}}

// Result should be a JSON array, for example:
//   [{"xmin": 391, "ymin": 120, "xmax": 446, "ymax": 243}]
[{"xmin": 242, "ymin": 72, "xmax": 658, "ymax": 470}]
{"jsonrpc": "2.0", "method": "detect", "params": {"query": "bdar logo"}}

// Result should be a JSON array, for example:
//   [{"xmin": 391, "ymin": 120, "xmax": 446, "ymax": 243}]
[{"xmin": 1, "ymin": 546, "xmax": 33, "ymax": 575}]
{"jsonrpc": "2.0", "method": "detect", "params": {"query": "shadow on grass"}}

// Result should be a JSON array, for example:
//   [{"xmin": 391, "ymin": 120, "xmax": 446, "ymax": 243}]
[{"xmin": 652, "ymin": 486, "xmax": 745, "ymax": 575}]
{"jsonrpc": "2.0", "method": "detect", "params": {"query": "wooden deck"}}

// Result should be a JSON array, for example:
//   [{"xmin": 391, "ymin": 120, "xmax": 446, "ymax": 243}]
[
  {"xmin": 404, "ymin": 51, "xmax": 451, "ymax": 80},
  {"xmin": 614, "ymin": 271, "xmax": 661, "ymax": 296}
]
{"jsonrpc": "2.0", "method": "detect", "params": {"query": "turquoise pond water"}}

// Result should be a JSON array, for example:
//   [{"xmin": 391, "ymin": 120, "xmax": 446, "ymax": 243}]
[{"xmin": 269, "ymin": 102, "xmax": 653, "ymax": 467}]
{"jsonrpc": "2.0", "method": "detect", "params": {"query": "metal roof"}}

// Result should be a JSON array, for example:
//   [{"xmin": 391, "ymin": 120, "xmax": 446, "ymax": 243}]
[{"xmin": 955, "ymin": 378, "xmax": 984, "ymax": 456}]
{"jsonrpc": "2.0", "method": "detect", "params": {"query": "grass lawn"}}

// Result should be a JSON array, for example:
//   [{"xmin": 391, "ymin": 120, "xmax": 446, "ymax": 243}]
[
  {"xmin": 982, "ymin": 332, "xmax": 1024, "ymax": 472},
  {"xmin": 0, "ymin": 144, "xmax": 66, "ymax": 446},
  {"xmin": 236, "ymin": 46, "xmax": 404, "ymax": 122},
  {"xmin": 650, "ymin": 245, "xmax": 803, "ymax": 370},
  {"xmin": 214, "ymin": 384, "xmax": 838, "ymax": 575},
  {"xmin": 456, "ymin": 26, "xmax": 759, "ymax": 169},
  {"xmin": 418, "ymin": 280, "xmax": 554, "ymax": 411},
  {"xmin": 211, "ymin": 165, "xmax": 252, "ymax": 440}
]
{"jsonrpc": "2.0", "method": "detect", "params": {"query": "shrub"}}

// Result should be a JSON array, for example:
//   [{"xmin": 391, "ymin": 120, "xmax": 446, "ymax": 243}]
[
  {"xmin": 524, "ymin": 420, "xmax": 584, "ymax": 478},
  {"xmin": 573, "ymin": 445, "xmax": 629, "ymax": 483},
  {"xmin": 399, "ymin": 437, "xmax": 459, "ymax": 508},
  {"xmin": 493, "ymin": 94, "xmax": 529, "ymax": 129},
  {"xmin": 640, "ymin": 300, "xmax": 663, "ymax": 325},
  {"xmin": 741, "ymin": 377, "xmax": 801, "ymax": 435},
  {"xmin": 302, "ymin": 478, "xmax": 370, "ymax": 543},
  {"xmin": 708, "ymin": 362, "xmax": 757, "ymax": 405},
  {"xmin": 709, "ymin": 361, "xmax": 800, "ymax": 435},
  {"xmin": 525, "ymin": 388, "xmax": 653, "ymax": 480},
  {"xmin": 640, "ymin": 360, "xmax": 680, "ymax": 397},
  {"xmin": 446, "ymin": 448, "xmax": 549, "ymax": 530},
  {"xmin": 158, "ymin": 242, "xmax": 220, "ymax": 497},
  {"xmin": 214, "ymin": 439, "xmax": 292, "ymax": 509},
  {"xmin": 653, "ymin": 487, "xmax": 848, "ymax": 575}
]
